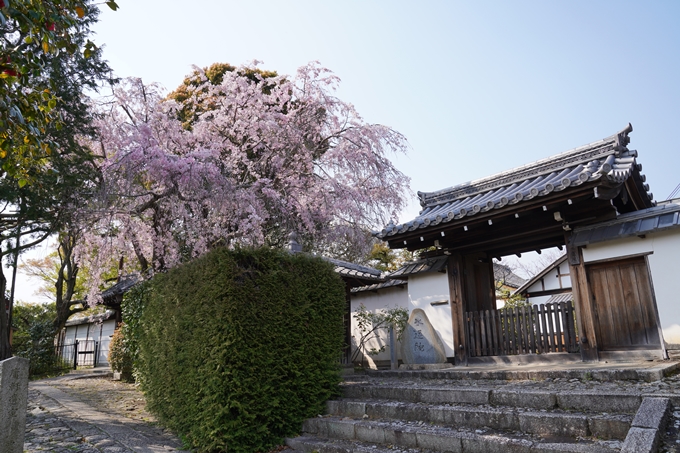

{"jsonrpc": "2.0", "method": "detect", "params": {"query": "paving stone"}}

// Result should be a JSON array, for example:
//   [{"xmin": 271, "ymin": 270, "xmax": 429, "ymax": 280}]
[
  {"xmin": 415, "ymin": 431, "xmax": 462, "ymax": 452},
  {"xmin": 518, "ymin": 411, "xmax": 589, "ymax": 438},
  {"xmin": 355, "ymin": 423, "xmax": 385, "ymax": 443},
  {"xmin": 384, "ymin": 426, "xmax": 418, "ymax": 448},
  {"xmin": 460, "ymin": 433, "xmax": 533, "ymax": 453},
  {"xmin": 490, "ymin": 389, "xmax": 557, "ymax": 409},
  {"xmin": 556, "ymin": 391, "xmax": 641, "ymax": 413},
  {"xmin": 587, "ymin": 414, "xmax": 631, "ymax": 440}
]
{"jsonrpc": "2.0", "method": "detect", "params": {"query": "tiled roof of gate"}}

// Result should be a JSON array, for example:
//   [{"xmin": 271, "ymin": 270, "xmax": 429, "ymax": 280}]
[
  {"xmin": 571, "ymin": 199, "xmax": 680, "ymax": 246},
  {"xmin": 376, "ymin": 124, "xmax": 654, "ymax": 240}
]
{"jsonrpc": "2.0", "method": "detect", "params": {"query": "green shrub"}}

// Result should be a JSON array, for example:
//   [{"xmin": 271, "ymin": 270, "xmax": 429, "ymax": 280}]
[
  {"xmin": 108, "ymin": 324, "xmax": 134, "ymax": 381},
  {"xmin": 136, "ymin": 247, "xmax": 346, "ymax": 453},
  {"xmin": 12, "ymin": 302, "xmax": 69, "ymax": 378},
  {"xmin": 120, "ymin": 281, "xmax": 149, "ymax": 371}
]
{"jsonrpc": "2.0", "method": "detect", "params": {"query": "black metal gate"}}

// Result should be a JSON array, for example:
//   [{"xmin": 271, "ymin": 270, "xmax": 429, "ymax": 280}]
[{"xmin": 56, "ymin": 339, "xmax": 99, "ymax": 369}]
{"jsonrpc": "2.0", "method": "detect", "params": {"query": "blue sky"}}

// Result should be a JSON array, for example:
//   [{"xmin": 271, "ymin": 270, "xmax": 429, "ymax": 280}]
[
  {"xmin": 15, "ymin": 0, "xmax": 680, "ymax": 302},
  {"xmin": 92, "ymin": 0, "xmax": 680, "ymax": 222}
]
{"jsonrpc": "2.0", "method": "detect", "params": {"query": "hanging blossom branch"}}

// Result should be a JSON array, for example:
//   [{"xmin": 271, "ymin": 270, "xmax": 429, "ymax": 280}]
[{"xmin": 75, "ymin": 62, "xmax": 412, "ymax": 302}]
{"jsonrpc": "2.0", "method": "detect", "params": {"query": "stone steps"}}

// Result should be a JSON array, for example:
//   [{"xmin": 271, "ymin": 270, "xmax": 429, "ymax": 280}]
[
  {"xmin": 291, "ymin": 418, "xmax": 620, "ymax": 452},
  {"xmin": 287, "ymin": 373, "xmax": 673, "ymax": 453},
  {"xmin": 342, "ymin": 384, "xmax": 643, "ymax": 413},
  {"xmin": 326, "ymin": 399, "xmax": 631, "ymax": 440},
  {"xmin": 364, "ymin": 363, "xmax": 679, "ymax": 383}
]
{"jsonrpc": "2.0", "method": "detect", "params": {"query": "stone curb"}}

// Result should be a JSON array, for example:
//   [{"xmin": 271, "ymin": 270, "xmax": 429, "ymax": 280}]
[
  {"xmin": 343, "ymin": 384, "xmax": 654, "ymax": 414},
  {"xmin": 621, "ymin": 397, "xmax": 670, "ymax": 453}
]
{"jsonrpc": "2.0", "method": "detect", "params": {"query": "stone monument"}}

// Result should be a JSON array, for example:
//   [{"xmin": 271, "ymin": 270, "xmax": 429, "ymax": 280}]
[
  {"xmin": 400, "ymin": 308, "xmax": 447, "ymax": 364},
  {"xmin": 0, "ymin": 356, "xmax": 30, "ymax": 453}
]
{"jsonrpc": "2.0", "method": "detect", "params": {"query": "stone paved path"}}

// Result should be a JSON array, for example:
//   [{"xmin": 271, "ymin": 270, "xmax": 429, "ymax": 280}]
[{"xmin": 24, "ymin": 376, "xmax": 189, "ymax": 453}]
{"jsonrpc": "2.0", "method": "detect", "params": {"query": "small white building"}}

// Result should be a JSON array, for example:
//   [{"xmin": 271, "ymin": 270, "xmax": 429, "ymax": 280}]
[
  {"xmin": 514, "ymin": 254, "xmax": 572, "ymax": 306},
  {"xmin": 59, "ymin": 310, "xmax": 117, "ymax": 367}
]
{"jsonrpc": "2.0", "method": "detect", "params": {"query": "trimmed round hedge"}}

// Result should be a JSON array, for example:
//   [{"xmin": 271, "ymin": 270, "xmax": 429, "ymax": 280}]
[{"xmin": 136, "ymin": 247, "xmax": 346, "ymax": 453}]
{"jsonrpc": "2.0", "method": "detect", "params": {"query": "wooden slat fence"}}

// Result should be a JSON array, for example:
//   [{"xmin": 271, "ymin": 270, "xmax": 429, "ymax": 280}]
[{"xmin": 465, "ymin": 301, "xmax": 579, "ymax": 357}]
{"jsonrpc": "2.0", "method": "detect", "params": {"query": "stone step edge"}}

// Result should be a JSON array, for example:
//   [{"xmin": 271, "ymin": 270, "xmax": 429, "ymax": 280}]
[
  {"xmin": 343, "ymin": 384, "xmax": 658, "ymax": 413},
  {"xmin": 327, "ymin": 400, "xmax": 630, "ymax": 440},
  {"xmin": 292, "ymin": 420, "xmax": 618, "ymax": 453},
  {"xmin": 365, "ymin": 362, "xmax": 679, "ymax": 383},
  {"xmin": 621, "ymin": 397, "xmax": 670, "ymax": 453}
]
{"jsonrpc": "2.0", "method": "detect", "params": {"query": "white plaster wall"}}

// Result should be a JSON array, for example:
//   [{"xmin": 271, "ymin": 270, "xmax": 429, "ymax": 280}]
[
  {"xmin": 543, "ymin": 275, "xmax": 561, "ymax": 291},
  {"xmin": 562, "ymin": 275, "xmax": 572, "ymax": 288},
  {"xmin": 407, "ymin": 272, "xmax": 455, "ymax": 357},
  {"xmin": 526, "ymin": 279, "xmax": 543, "ymax": 294},
  {"xmin": 63, "ymin": 326, "xmax": 76, "ymax": 345},
  {"xmin": 581, "ymin": 229, "xmax": 680, "ymax": 345},
  {"xmin": 350, "ymin": 286, "xmax": 408, "ymax": 366},
  {"xmin": 97, "ymin": 320, "xmax": 116, "ymax": 366},
  {"xmin": 527, "ymin": 295, "xmax": 551, "ymax": 306}
]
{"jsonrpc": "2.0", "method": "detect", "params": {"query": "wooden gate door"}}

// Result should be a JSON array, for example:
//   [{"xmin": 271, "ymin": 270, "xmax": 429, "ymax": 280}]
[{"xmin": 586, "ymin": 256, "xmax": 660, "ymax": 350}]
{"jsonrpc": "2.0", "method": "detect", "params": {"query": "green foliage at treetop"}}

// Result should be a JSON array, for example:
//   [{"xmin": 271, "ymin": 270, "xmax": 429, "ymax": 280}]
[
  {"xmin": 167, "ymin": 62, "xmax": 279, "ymax": 130},
  {"xmin": 135, "ymin": 247, "xmax": 346, "ymax": 453}
]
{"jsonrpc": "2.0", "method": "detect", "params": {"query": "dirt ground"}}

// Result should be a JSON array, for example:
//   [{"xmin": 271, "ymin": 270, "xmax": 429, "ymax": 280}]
[{"xmin": 55, "ymin": 376, "xmax": 160, "ymax": 424}]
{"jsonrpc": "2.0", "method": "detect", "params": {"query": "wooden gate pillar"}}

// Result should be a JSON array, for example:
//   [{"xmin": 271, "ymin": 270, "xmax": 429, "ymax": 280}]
[
  {"xmin": 566, "ymin": 236, "xmax": 599, "ymax": 361},
  {"xmin": 447, "ymin": 254, "xmax": 467, "ymax": 365}
]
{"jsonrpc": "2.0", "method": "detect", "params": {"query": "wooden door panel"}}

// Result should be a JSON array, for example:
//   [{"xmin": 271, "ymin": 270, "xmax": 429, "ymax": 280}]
[
  {"xmin": 620, "ymin": 262, "xmax": 646, "ymax": 345},
  {"xmin": 632, "ymin": 260, "xmax": 660, "ymax": 346},
  {"xmin": 587, "ymin": 257, "xmax": 660, "ymax": 350},
  {"xmin": 589, "ymin": 266, "xmax": 617, "ymax": 349},
  {"xmin": 606, "ymin": 265, "xmax": 630, "ymax": 347}
]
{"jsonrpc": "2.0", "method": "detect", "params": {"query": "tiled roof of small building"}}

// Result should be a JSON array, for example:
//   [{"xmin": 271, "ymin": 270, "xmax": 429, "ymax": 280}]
[
  {"xmin": 351, "ymin": 279, "xmax": 407, "ymax": 294},
  {"xmin": 571, "ymin": 198, "xmax": 680, "ymax": 246},
  {"xmin": 493, "ymin": 263, "xmax": 526, "ymax": 289},
  {"xmin": 387, "ymin": 255, "xmax": 449, "ymax": 279},
  {"xmin": 65, "ymin": 309, "xmax": 116, "ymax": 327},
  {"xmin": 101, "ymin": 274, "xmax": 142, "ymax": 302},
  {"xmin": 376, "ymin": 124, "xmax": 653, "ymax": 240},
  {"xmin": 324, "ymin": 257, "xmax": 383, "ymax": 282},
  {"xmin": 545, "ymin": 293, "xmax": 574, "ymax": 304}
]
